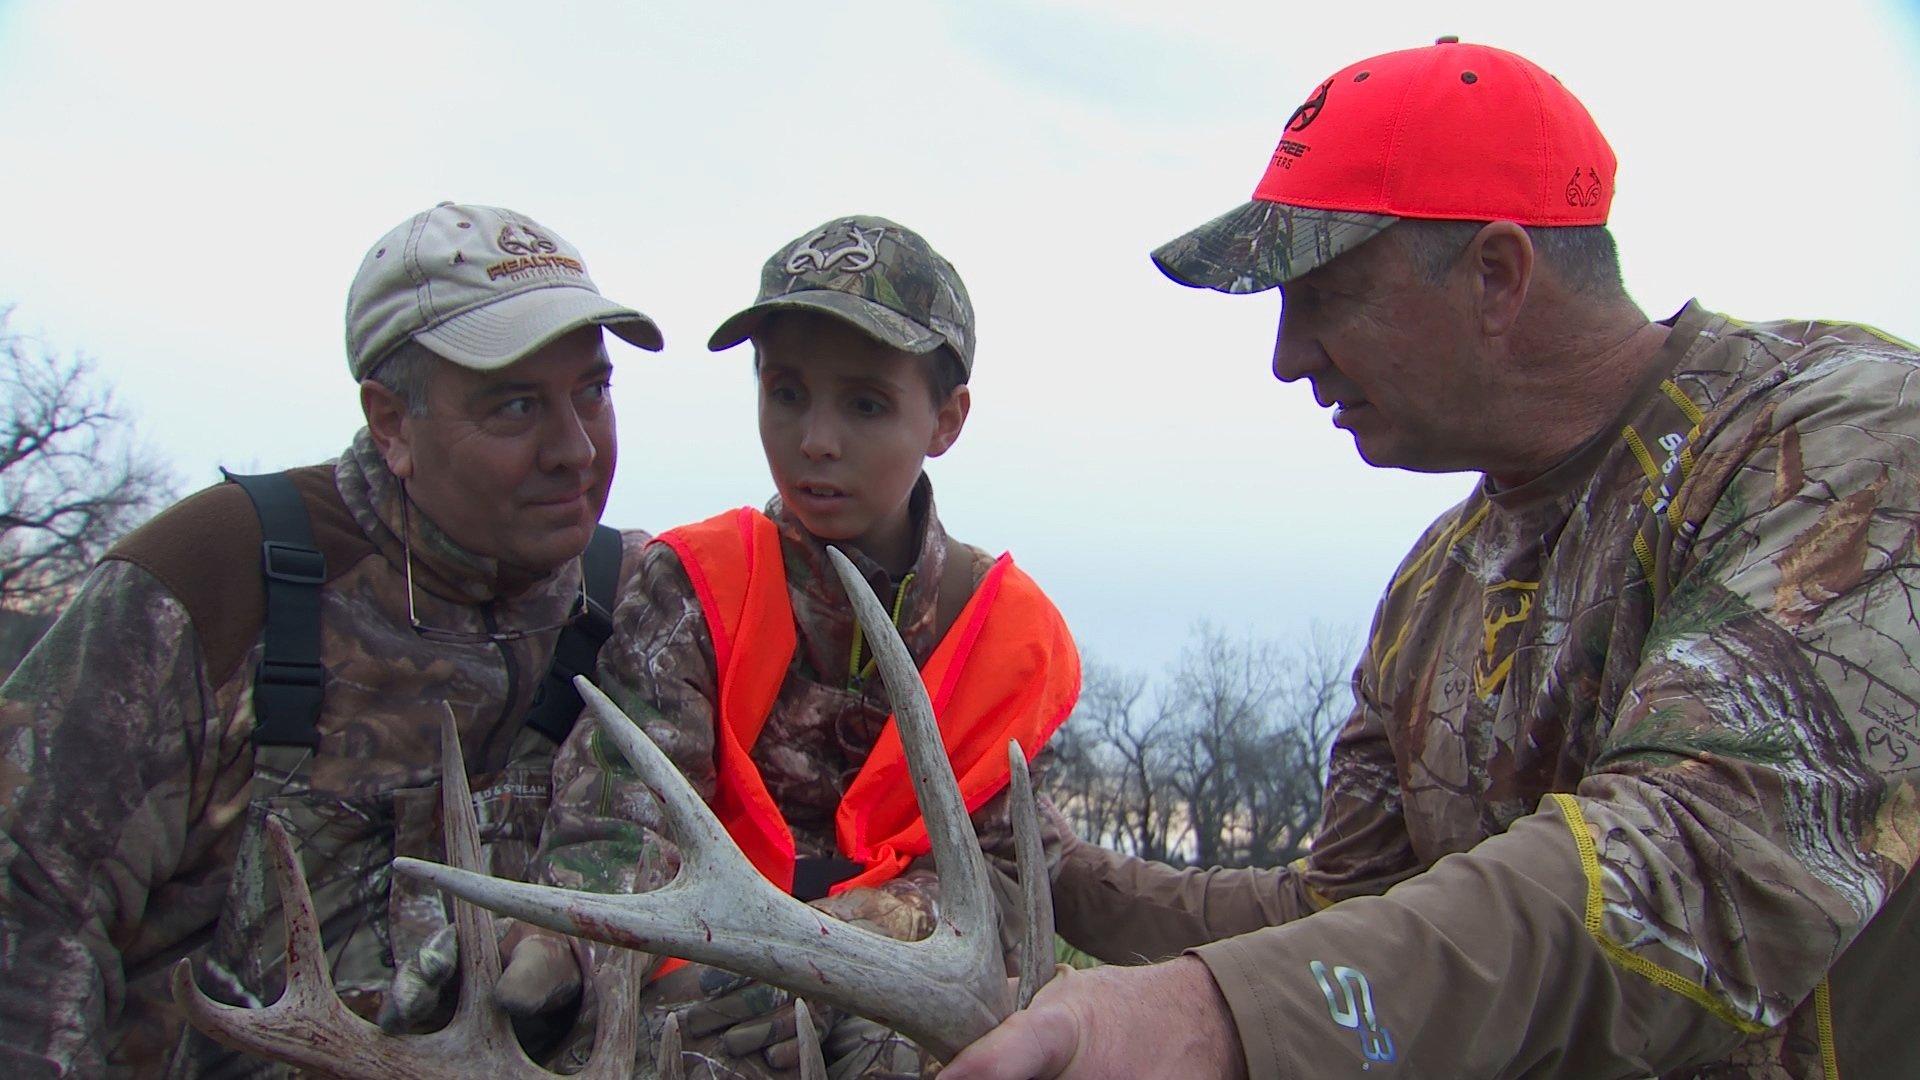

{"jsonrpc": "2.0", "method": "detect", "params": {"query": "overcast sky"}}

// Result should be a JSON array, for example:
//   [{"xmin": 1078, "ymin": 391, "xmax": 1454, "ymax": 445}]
[{"xmin": 2, "ymin": 0, "xmax": 1917, "ymax": 677}]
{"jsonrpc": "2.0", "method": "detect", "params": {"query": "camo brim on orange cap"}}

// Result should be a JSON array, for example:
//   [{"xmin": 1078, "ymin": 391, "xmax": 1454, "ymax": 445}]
[{"xmin": 1150, "ymin": 200, "xmax": 1397, "ymax": 294}]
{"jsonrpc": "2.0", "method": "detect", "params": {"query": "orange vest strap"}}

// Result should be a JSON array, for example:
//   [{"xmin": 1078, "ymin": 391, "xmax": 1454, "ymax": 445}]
[
  {"xmin": 831, "ymin": 555, "xmax": 1080, "ymax": 893},
  {"xmin": 655, "ymin": 509, "xmax": 798, "ymax": 895}
]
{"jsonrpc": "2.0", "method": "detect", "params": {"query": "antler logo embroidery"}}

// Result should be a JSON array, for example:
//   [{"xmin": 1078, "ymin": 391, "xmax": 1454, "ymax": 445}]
[
  {"xmin": 497, "ymin": 222, "xmax": 559, "ymax": 256},
  {"xmin": 1286, "ymin": 78, "xmax": 1333, "ymax": 133},
  {"xmin": 785, "ymin": 225, "xmax": 879, "ymax": 275},
  {"xmin": 1565, "ymin": 167, "xmax": 1603, "ymax": 208}
]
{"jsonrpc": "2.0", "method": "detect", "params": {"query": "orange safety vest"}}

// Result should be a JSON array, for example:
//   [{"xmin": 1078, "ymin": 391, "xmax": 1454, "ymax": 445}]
[{"xmin": 655, "ymin": 506, "xmax": 1081, "ymax": 903}]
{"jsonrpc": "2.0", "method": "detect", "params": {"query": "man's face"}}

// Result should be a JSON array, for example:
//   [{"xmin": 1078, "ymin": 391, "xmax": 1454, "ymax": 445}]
[
  {"xmin": 1270, "ymin": 228, "xmax": 1489, "ymax": 473},
  {"xmin": 755, "ymin": 314, "xmax": 967, "ymax": 570},
  {"xmin": 381, "ymin": 326, "xmax": 616, "ymax": 574}
]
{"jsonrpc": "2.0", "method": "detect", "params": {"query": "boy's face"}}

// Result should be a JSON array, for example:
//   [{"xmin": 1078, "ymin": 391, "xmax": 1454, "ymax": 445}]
[{"xmin": 755, "ymin": 313, "xmax": 969, "ymax": 572}]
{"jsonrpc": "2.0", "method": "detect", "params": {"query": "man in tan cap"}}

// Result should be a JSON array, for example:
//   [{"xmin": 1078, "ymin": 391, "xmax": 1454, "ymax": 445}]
[{"xmin": 0, "ymin": 202, "xmax": 660, "ymax": 1076}]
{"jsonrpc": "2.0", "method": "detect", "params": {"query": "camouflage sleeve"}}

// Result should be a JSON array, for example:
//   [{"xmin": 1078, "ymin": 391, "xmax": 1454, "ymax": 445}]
[
  {"xmin": 0, "ymin": 561, "xmax": 249, "ymax": 1076},
  {"xmin": 535, "ymin": 540, "xmax": 716, "ymax": 897},
  {"xmin": 1193, "ymin": 350, "xmax": 1920, "ymax": 1077}
]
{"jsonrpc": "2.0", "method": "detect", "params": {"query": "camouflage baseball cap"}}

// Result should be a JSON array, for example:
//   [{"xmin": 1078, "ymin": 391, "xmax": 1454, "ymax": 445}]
[
  {"xmin": 707, "ymin": 215, "xmax": 974, "ymax": 376},
  {"xmin": 346, "ymin": 202, "xmax": 663, "ymax": 380}
]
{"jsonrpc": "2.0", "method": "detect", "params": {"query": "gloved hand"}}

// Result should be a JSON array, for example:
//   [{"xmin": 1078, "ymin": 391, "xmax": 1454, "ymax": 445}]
[
  {"xmin": 663, "ymin": 884, "xmax": 936, "ymax": 1073},
  {"xmin": 377, "ymin": 919, "xmax": 586, "ymax": 1038},
  {"xmin": 661, "ymin": 963, "xmax": 838, "ymax": 1074}
]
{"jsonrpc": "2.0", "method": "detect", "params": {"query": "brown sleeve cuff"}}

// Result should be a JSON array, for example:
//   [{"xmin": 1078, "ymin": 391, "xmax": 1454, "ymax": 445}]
[
  {"xmin": 1053, "ymin": 841, "xmax": 1316, "ymax": 965},
  {"xmin": 1192, "ymin": 934, "xmax": 1298, "ymax": 1080}
]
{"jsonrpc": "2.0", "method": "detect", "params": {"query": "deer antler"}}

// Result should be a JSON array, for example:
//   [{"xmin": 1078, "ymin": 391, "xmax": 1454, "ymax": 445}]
[
  {"xmin": 396, "ymin": 546, "xmax": 1057, "ymax": 1062},
  {"xmin": 170, "ymin": 707, "xmax": 644, "ymax": 1079}
]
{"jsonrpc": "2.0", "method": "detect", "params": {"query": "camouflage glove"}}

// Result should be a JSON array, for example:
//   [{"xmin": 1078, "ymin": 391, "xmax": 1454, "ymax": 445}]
[
  {"xmin": 663, "ymin": 963, "xmax": 839, "ymax": 1075},
  {"xmin": 377, "ymin": 920, "xmax": 586, "ymax": 1035},
  {"xmin": 668, "ymin": 884, "xmax": 938, "ymax": 1074},
  {"xmin": 379, "ymin": 922, "xmax": 461, "ymax": 1033}
]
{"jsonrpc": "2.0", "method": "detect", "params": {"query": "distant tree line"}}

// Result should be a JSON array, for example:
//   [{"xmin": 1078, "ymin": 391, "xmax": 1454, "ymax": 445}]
[{"xmin": 1042, "ymin": 623, "xmax": 1354, "ymax": 870}]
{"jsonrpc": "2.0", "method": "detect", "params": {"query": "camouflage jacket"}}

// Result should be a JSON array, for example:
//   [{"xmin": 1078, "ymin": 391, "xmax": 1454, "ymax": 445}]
[
  {"xmin": 538, "ymin": 476, "xmax": 1064, "ymax": 969},
  {"xmin": 0, "ymin": 431, "xmax": 647, "ymax": 1078},
  {"xmin": 1052, "ymin": 304, "xmax": 1920, "ymax": 1078}
]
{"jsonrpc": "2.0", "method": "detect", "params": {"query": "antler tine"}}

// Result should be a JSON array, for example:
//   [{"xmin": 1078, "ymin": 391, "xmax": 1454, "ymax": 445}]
[
  {"xmin": 1007, "ymin": 740, "xmax": 1057, "ymax": 1009},
  {"xmin": 824, "ymin": 548, "xmax": 995, "ymax": 934},
  {"xmin": 794, "ymin": 998, "xmax": 826, "ymax": 1080},
  {"xmin": 171, "ymin": 715, "xmax": 640, "ymax": 1078},
  {"xmin": 434, "ymin": 707, "xmax": 512, "ymax": 1036},
  {"xmin": 171, "ymin": 814, "xmax": 360, "ymax": 1062},
  {"xmin": 656, "ymin": 1009, "xmax": 684, "ymax": 1080},
  {"xmin": 584, "ymin": 947, "xmax": 647, "ymax": 1075}
]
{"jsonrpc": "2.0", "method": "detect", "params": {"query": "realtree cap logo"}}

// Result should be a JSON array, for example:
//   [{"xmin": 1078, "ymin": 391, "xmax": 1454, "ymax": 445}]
[
  {"xmin": 1286, "ymin": 78, "xmax": 1333, "ymax": 133},
  {"xmin": 1565, "ymin": 167, "xmax": 1604, "ymax": 208},
  {"xmin": 486, "ymin": 219, "xmax": 583, "ymax": 282},
  {"xmin": 497, "ymin": 222, "xmax": 559, "ymax": 256},
  {"xmin": 785, "ymin": 224, "xmax": 879, "ymax": 276}
]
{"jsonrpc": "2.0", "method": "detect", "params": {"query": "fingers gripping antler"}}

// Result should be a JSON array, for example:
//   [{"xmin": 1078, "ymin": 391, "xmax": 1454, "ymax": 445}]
[
  {"xmin": 399, "ymin": 547, "xmax": 1056, "ymax": 1061},
  {"xmin": 171, "ymin": 708, "xmax": 642, "ymax": 1078}
]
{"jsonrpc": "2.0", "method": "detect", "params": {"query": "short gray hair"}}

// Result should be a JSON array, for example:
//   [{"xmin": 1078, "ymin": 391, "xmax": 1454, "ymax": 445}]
[
  {"xmin": 1396, "ymin": 219, "xmax": 1625, "ymax": 296},
  {"xmin": 365, "ymin": 332, "xmax": 616, "ymax": 417},
  {"xmin": 364, "ymin": 340, "xmax": 439, "ymax": 417}
]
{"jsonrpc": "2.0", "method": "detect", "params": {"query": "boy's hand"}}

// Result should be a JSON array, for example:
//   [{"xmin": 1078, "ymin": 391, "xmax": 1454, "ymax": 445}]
[
  {"xmin": 668, "ymin": 885, "xmax": 935, "ymax": 1069},
  {"xmin": 669, "ymin": 965, "xmax": 837, "ymax": 1072}
]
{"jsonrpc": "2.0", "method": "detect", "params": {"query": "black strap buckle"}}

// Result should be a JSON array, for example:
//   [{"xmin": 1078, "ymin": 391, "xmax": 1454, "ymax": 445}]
[
  {"xmin": 258, "ymin": 659, "xmax": 325, "ymax": 688},
  {"xmin": 262, "ymin": 541, "xmax": 326, "ymax": 585}
]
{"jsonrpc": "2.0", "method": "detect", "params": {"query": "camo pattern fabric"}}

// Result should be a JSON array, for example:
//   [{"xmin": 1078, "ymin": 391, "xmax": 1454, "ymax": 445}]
[
  {"xmin": 1081, "ymin": 303, "xmax": 1920, "ymax": 1079},
  {"xmin": 537, "ymin": 477, "xmax": 1061, "ymax": 1078},
  {"xmin": 1149, "ymin": 201, "xmax": 1397, "ymax": 294},
  {"xmin": 0, "ymin": 430, "xmax": 648, "ymax": 1078},
  {"xmin": 714, "ymin": 215, "xmax": 975, "ymax": 372}
]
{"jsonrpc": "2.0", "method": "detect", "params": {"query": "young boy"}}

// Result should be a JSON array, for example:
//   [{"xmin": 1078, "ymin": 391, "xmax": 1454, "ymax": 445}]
[{"xmin": 534, "ymin": 215, "xmax": 1081, "ymax": 1077}]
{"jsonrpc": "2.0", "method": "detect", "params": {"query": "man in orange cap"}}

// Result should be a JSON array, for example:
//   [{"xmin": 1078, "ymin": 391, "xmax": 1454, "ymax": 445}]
[{"xmin": 945, "ymin": 37, "xmax": 1920, "ymax": 1080}]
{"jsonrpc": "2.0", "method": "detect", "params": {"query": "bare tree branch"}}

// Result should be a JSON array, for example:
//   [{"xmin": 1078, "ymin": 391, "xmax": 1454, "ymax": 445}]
[
  {"xmin": 1043, "ymin": 623, "xmax": 1356, "ymax": 870},
  {"xmin": 0, "ymin": 307, "xmax": 174, "ymax": 613}
]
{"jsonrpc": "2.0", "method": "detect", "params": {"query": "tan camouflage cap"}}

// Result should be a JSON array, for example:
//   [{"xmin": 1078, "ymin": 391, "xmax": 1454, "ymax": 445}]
[
  {"xmin": 708, "ymin": 215, "xmax": 974, "ymax": 376},
  {"xmin": 346, "ymin": 202, "xmax": 663, "ymax": 380}
]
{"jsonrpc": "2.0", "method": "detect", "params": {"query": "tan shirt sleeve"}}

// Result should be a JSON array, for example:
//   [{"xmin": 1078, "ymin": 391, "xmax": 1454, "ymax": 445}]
[
  {"xmin": 1194, "ymin": 350, "xmax": 1920, "ymax": 1077},
  {"xmin": 1192, "ymin": 804, "xmax": 1739, "ymax": 1078}
]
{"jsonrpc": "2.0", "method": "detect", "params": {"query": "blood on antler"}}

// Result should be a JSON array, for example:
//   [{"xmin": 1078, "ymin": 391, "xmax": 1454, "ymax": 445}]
[
  {"xmin": 169, "ymin": 708, "xmax": 645, "ymax": 1079},
  {"xmin": 399, "ymin": 547, "xmax": 1057, "ymax": 1062}
]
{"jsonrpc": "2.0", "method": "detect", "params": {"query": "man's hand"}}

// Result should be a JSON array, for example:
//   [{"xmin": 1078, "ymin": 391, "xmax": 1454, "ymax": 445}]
[{"xmin": 939, "ymin": 956, "xmax": 1249, "ymax": 1080}]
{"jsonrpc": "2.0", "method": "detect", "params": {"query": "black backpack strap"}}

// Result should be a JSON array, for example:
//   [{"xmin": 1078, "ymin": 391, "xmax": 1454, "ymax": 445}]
[
  {"xmin": 523, "ymin": 525, "xmax": 622, "ymax": 743},
  {"xmin": 581, "ymin": 523, "xmax": 622, "ymax": 621},
  {"xmin": 221, "ymin": 469, "xmax": 326, "ymax": 749}
]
